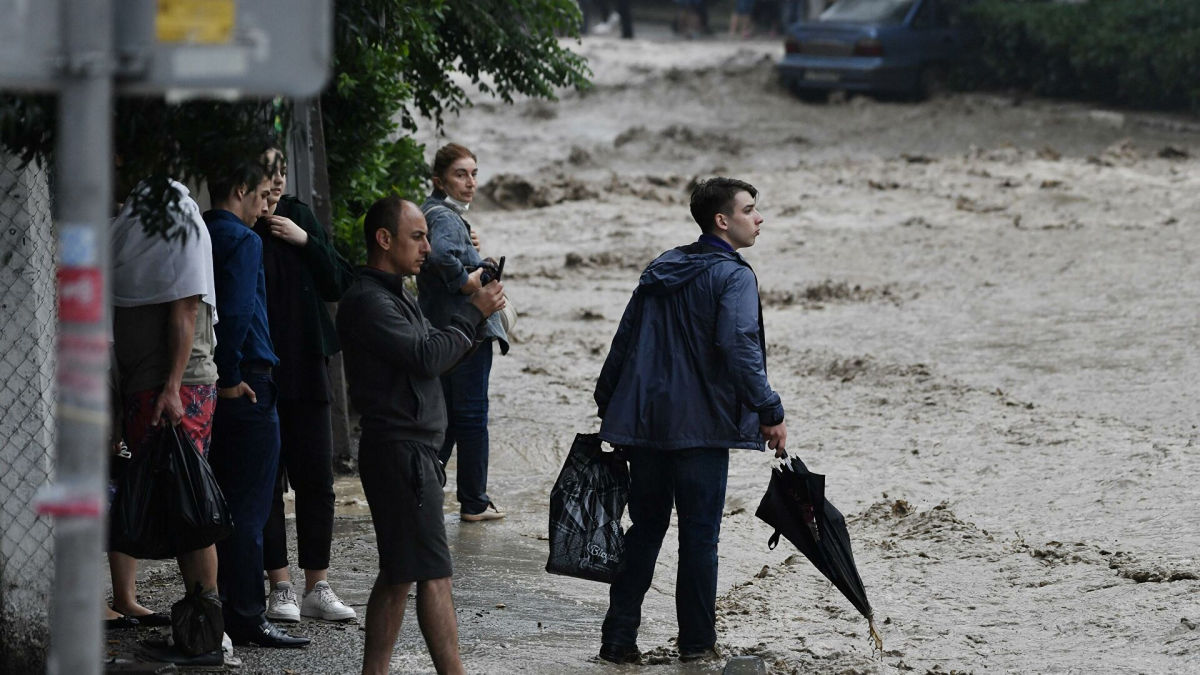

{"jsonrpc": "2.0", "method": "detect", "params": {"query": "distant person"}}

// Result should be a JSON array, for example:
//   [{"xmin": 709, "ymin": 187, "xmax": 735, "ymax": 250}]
[
  {"xmin": 593, "ymin": 178, "xmax": 788, "ymax": 664},
  {"xmin": 418, "ymin": 143, "xmax": 510, "ymax": 522},
  {"xmin": 204, "ymin": 155, "xmax": 309, "ymax": 648},
  {"xmin": 676, "ymin": 0, "xmax": 703, "ymax": 38},
  {"xmin": 730, "ymin": 0, "xmax": 754, "ymax": 37},
  {"xmin": 337, "ymin": 196, "xmax": 506, "ymax": 675},
  {"xmin": 582, "ymin": 0, "xmax": 634, "ymax": 38},
  {"xmin": 106, "ymin": 179, "xmax": 221, "ymax": 646},
  {"xmin": 697, "ymin": 0, "xmax": 713, "ymax": 35},
  {"xmin": 616, "ymin": 0, "xmax": 633, "ymax": 39},
  {"xmin": 754, "ymin": 0, "xmax": 782, "ymax": 35},
  {"xmin": 254, "ymin": 147, "xmax": 357, "ymax": 625}
]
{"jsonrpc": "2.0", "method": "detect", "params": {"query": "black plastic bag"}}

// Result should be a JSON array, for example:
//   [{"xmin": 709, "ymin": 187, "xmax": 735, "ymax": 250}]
[
  {"xmin": 110, "ymin": 424, "xmax": 234, "ymax": 559},
  {"xmin": 109, "ymin": 430, "xmax": 170, "ymax": 558},
  {"xmin": 171, "ymin": 583, "xmax": 224, "ymax": 656},
  {"xmin": 546, "ymin": 433, "xmax": 629, "ymax": 583},
  {"xmin": 165, "ymin": 426, "xmax": 234, "ymax": 554}
]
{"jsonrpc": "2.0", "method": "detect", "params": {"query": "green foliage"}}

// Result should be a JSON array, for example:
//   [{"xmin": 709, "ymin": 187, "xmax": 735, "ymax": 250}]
[
  {"xmin": 959, "ymin": 0, "xmax": 1200, "ymax": 113},
  {"xmin": 322, "ymin": 0, "xmax": 590, "ymax": 262},
  {"xmin": 0, "ymin": 93, "xmax": 282, "ymax": 240},
  {"xmin": 0, "ymin": 95, "xmax": 54, "ymax": 166},
  {"xmin": 1, "ymin": 1, "xmax": 590, "ymax": 256}
]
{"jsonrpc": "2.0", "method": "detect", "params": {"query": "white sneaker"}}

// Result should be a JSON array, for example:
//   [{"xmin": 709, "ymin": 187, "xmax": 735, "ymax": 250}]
[
  {"xmin": 265, "ymin": 581, "xmax": 300, "ymax": 623},
  {"xmin": 301, "ymin": 580, "xmax": 357, "ymax": 621}
]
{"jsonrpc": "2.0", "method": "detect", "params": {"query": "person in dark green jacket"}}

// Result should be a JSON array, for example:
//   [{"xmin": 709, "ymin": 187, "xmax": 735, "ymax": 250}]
[{"xmin": 254, "ymin": 147, "xmax": 358, "ymax": 623}]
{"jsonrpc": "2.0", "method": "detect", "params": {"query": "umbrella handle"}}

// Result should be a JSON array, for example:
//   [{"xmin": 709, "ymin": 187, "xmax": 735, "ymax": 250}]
[{"xmin": 868, "ymin": 615, "xmax": 883, "ymax": 656}]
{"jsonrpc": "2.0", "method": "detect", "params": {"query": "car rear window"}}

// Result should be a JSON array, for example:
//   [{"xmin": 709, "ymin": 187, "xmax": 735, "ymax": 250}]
[{"xmin": 821, "ymin": 0, "xmax": 917, "ymax": 24}]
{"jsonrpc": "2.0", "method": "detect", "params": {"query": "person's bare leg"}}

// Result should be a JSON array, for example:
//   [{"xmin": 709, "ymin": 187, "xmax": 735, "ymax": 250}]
[
  {"xmin": 267, "ymin": 566, "xmax": 290, "ymax": 588},
  {"xmin": 177, "ymin": 544, "xmax": 219, "ymax": 593},
  {"xmin": 302, "ymin": 568, "xmax": 329, "ymax": 593},
  {"xmin": 362, "ymin": 576, "xmax": 411, "ymax": 675},
  {"xmin": 109, "ymin": 551, "xmax": 152, "ymax": 616},
  {"xmin": 415, "ymin": 577, "xmax": 464, "ymax": 675}
]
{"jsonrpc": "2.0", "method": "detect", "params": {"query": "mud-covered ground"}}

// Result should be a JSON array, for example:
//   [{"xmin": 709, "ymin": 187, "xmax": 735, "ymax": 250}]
[{"xmin": 113, "ymin": 35, "xmax": 1200, "ymax": 674}]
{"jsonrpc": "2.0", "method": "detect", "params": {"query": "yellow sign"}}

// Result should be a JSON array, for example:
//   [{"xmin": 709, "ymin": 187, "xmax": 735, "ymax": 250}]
[{"xmin": 156, "ymin": 0, "xmax": 236, "ymax": 44}]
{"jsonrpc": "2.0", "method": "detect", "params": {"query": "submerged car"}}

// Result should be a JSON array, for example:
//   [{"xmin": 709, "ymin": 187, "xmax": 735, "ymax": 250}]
[{"xmin": 776, "ymin": 0, "xmax": 970, "ymax": 99}]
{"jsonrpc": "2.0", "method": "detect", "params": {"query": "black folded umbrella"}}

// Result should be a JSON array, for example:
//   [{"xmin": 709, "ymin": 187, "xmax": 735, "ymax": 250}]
[{"xmin": 755, "ymin": 454, "xmax": 882, "ymax": 651}]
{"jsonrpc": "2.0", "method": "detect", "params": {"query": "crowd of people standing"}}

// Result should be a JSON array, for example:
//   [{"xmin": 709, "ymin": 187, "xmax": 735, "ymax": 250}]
[
  {"xmin": 105, "ymin": 133, "xmax": 787, "ymax": 672},
  {"xmin": 104, "ymin": 142, "xmax": 510, "ymax": 668}
]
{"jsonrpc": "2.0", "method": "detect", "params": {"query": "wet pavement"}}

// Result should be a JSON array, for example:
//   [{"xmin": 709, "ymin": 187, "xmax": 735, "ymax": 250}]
[{"xmin": 105, "ymin": 477, "xmax": 744, "ymax": 674}]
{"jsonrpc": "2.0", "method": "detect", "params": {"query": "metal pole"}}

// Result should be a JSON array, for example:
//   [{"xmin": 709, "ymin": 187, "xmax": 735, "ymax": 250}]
[{"xmin": 45, "ymin": 0, "xmax": 113, "ymax": 672}]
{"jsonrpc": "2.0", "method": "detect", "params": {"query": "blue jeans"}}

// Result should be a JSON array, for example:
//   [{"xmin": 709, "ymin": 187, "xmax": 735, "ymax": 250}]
[
  {"xmin": 207, "ymin": 373, "xmax": 281, "ymax": 632},
  {"xmin": 601, "ymin": 447, "xmax": 730, "ymax": 652},
  {"xmin": 438, "ymin": 342, "xmax": 493, "ymax": 515}
]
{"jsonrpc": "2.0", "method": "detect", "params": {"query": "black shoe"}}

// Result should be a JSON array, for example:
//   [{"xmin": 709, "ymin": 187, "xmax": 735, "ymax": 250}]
[
  {"xmin": 598, "ymin": 642, "xmax": 640, "ymax": 664},
  {"xmin": 104, "ymin": 615, "xmax": 140, "ymax": 630},
  {"xmin": 679, "ymin": 645, "xmax": 719, "ymax": 662},
  {"xmin": 129, "ymin": 611, "xmax": 172, "ymax": 627},
  {"xmin": 229, "ymin": 619, "xmax": 310, "ymax": 648},
  {"xmin": 138, "ymin": 640, "xmax": 223, "ymax": 666}
]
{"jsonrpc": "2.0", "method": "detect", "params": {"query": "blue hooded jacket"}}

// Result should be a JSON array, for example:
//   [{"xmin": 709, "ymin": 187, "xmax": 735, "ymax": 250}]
[{"xmin": 594, "ymin": 240, "xmax": 785, "ymax": 451}]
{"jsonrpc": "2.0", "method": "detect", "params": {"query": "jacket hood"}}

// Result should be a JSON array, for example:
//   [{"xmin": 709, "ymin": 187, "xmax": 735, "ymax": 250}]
[{"xmin": 638, "ymin": 246, "xmax": 741, "ymax": 295}]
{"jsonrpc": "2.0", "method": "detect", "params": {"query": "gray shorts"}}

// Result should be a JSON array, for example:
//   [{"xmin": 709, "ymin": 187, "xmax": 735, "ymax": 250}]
[{"xmin": 358, "ymin": 437, "xmax": 452, "ymax": 583}]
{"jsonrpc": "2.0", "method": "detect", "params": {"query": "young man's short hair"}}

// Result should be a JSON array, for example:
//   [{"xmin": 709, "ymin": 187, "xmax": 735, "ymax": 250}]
[
  {"xmin": 207, "ymin": 155, "xmax": 270, "ymax": 205},
  {"xmin": 363, "ymin": 195, "xmax": 406, "ymax": 255},
  {"xmin": 689, "ymin": 177, "xmax": 758, "ymax": 234}
]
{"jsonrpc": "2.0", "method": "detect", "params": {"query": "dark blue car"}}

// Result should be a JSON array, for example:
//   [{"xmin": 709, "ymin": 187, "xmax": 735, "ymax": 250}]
[{"xmin": 776, "ymin": 0, "xmax": 970, "ymax": 99}]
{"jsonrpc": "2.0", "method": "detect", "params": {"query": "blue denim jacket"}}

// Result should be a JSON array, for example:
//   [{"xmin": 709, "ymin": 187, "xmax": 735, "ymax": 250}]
[
  {"xmin": 415, "ymin": 194, "xmax": 509, "ymax": 354},
  {"xmin": 594, "ymin": 240, "xmax": 785, "ymax": 451}
]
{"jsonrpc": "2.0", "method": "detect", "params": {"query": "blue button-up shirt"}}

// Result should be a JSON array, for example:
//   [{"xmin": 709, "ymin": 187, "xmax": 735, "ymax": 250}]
[{"xmin": 204, "ymin": 208, "xmax": 278, "ymax": 388}]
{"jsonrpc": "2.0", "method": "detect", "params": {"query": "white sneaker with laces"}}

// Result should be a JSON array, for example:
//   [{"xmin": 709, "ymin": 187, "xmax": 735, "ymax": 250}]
[
  {"xmin": 301, "ymin": 580, "xmax": 357, "ymax": 621},
  {"xmin": 265, "ymin": 581, "xmax": 300, "ymax": 623}
]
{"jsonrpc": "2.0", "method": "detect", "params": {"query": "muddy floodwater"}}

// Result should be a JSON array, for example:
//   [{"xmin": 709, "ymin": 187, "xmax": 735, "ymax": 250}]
[{"xmin": 114, "ymin": 36, "xmax": 1199, "ymax": 674}]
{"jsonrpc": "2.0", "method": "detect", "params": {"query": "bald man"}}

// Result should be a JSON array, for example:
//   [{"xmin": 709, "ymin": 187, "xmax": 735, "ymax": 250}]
[{"xmin": 336, "ymin": 196, "xmax": 505, "ymax": 675}]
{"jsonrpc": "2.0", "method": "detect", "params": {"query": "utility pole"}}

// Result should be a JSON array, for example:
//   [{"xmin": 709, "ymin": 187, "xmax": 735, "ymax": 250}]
[{"xmin": 46, "ymin": 1, "xmax": 113, "ymax": 673}]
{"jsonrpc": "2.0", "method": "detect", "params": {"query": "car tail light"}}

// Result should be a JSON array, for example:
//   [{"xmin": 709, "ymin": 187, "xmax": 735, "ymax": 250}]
[
  {"xmin": 784, "ymin": 37, "xmax": 801, "ymax": 54},
  {"xmin": 853, "ymin": 38, "xmax": 883, "ymax": 56}
]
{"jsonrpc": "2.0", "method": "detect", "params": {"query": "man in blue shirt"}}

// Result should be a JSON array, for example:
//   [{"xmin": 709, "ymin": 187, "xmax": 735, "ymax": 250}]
[
  {"xmin": 593, "ymin": 177, "xmax": 788, "ymax": 664},
  {"xmin": 204, "ymin": 155, "xmax": 309, "ymax": 648}
]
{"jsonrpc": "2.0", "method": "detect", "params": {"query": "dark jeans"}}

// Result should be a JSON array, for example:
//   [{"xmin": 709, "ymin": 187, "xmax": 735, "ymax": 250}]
[
  {"xmin": 262, "ymin": 398, "xmax": 335, "ymax": 572},
  {"xmin": 438, "ymin": 341, "xmax": 493, "ymax": 515},
  {"xmin": 601, "ymin": 447, "xmax": 729, "ymax": 652},
  {"xmin": 207, "ymin": 373, "xmax": 281, "ymax": 632}
]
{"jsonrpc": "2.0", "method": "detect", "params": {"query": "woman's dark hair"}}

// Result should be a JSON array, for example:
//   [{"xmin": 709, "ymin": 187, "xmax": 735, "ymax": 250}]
[
  {"xmin": 432, "ymin": 143, "xmax": 477, "ymax": 181},
  {"xmin": 689, "ymin": 177, "xmax": 757, "ymax": 234}
]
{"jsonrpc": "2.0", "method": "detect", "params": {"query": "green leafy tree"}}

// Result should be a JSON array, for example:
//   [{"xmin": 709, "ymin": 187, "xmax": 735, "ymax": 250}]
[
  {"xmin": 959, "ymin": 0, "xmax": 1200, "ymax": 113},
  {"xmin": 323, "ymin": 0, "xmax": 591, "ymax": 261},
  {"xmin": 1, "ymin": 1, "xmax": 590, "ymax": 254}
]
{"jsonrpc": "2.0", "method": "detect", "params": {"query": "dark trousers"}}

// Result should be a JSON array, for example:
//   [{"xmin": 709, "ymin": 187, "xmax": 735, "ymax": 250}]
[
  {"xmin": 438, "ymin": 341, "xmax": 493, "ymax": 515},
  {"xmin": 262, "ymin": 398, "xmax": 335, "ymax": 572},
  {"xmin": 601, "ymin": 447, "xmax": 729, "ymax": 652},
  {"xmin": 207, "ymin": 374, "xmax": 281, "ymax": 632}
]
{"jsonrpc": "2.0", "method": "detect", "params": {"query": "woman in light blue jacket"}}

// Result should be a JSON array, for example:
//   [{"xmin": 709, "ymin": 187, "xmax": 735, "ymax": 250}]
[{"xmin": 417, "ymin": 143, "xmax": 509, "ymax": 522}]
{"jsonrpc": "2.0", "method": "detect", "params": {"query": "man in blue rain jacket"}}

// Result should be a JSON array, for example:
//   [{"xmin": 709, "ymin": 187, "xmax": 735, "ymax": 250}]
[{"xmin": 593, "ymin": 177, "xmax": 788, "ymax": 664}]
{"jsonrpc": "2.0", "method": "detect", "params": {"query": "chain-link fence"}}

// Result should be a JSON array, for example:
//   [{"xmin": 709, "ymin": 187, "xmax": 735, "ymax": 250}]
[{"xmin": 0, "ymin": 152, "xmax": 56, "ymax": 670}]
